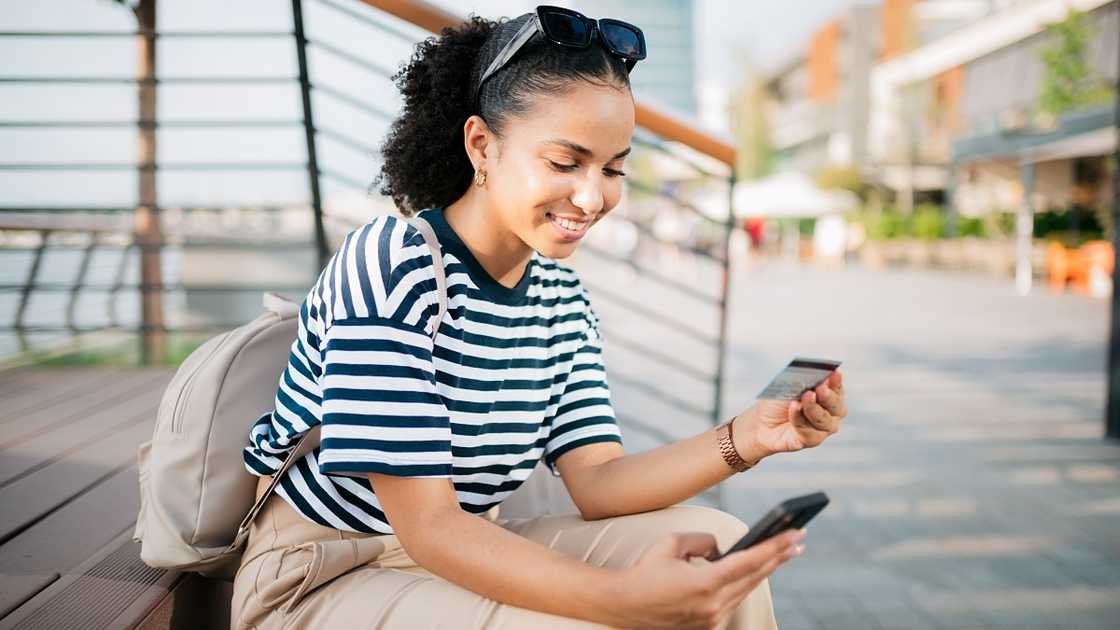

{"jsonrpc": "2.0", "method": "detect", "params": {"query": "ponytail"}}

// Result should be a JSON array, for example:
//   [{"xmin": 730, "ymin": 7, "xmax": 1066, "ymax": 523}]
[{"xmin": 375, "ymin": 16, "xmax": 496, "ymax": 216}]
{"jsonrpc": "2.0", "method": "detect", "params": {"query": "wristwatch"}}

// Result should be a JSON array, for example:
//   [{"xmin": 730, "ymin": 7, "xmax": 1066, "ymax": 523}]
[{"xmin": 717, "ymin": 416, "xmax": 759, "ymax": 473}]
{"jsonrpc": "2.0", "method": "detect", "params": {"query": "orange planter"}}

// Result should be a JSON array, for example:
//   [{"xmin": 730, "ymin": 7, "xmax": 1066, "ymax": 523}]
[{"xmin": 1046, "ymin": 240, "xmax": 1114, "ymax": 293}]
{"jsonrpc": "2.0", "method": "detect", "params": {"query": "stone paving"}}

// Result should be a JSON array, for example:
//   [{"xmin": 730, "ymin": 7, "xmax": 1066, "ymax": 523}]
[{"xmin": 573, "ymin": 250, "xmax": 1120, "ymax": 630}]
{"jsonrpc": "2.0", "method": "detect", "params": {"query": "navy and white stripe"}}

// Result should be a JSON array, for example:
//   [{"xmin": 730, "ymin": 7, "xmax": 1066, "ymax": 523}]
[{"xmin": 243, "ymin": 206, "xmax": 622, "ymax": 533}]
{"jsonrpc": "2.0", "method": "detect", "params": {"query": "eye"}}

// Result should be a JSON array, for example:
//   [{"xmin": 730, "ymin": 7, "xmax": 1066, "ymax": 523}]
[
  {"xmin": 603, "ymin": 167, "xmax": 627, "ymax": 178},
  {"xmin": 547, "ymin": 160, "xmax": 578, "ymax": 172}
]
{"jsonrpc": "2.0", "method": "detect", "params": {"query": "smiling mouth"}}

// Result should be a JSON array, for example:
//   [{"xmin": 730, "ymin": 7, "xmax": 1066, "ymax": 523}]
[
  {"xmin": 546, "ymin": 212, "xmax": 591, "ymax": 231},
  {"xmin": 545, "ymin": 212, "xmax": 595, "ymax": 242}
]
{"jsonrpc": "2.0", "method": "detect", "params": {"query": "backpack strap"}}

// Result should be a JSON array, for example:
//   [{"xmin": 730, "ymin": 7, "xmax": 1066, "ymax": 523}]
[
  {"xmin": 231, "ymin": 213, "xmax": 448, "ymax": 547},
  {"xmin": 262, "ymin": 291, "xmax": 300, "ymax": 318},
  {"xmin": 404, "ymin": 214, "xmax": 450, "ymax": 332}
]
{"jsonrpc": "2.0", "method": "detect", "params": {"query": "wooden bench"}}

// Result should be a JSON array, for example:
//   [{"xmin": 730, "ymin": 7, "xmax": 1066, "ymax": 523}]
[
  {"xmin": 0, "ymin": 367, "xmax": 195, "ymax": 629},
  {"xmin": 0, "ymin": 366, "xmax": 574, "ymax": 629}
]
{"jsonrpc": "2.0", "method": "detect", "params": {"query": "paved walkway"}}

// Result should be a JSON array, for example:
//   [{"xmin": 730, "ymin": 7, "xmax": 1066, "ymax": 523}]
[{"xmin": 590, "ymin": 256, "xmax": 1119, "ymax": 630}]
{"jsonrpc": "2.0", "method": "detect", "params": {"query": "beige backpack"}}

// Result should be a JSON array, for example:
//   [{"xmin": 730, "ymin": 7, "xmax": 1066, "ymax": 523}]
[{"xmin": 133, "ymin": 215, "xmax": 449, "ymax": 581}]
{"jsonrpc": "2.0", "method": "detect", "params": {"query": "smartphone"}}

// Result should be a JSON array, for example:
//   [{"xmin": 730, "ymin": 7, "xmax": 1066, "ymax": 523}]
[
  {"xmin": 715, "ymin": 491, "xmax": 830, "ymax": 560},
  {"xmin": 757, "ymin": 358, "xmax": 842, "ymax": 401}
]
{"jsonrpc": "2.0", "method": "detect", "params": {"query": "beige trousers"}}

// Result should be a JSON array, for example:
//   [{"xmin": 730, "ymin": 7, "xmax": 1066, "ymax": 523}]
[{"xmin": 231, "ymin": 478, "xmax": 779, "ymax": 629}]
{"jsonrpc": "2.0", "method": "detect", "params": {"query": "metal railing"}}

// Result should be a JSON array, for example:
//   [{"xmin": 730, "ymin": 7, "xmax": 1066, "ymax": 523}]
[{"xmin": 0, "ymin": 1, "xmax": 741, "ymax": 496}]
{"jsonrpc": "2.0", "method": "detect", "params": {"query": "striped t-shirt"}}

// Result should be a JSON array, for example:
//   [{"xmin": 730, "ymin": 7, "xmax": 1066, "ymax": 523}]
[{"xmin": 242, "ymin": 206, "xmax": 623, "ymax": 533}]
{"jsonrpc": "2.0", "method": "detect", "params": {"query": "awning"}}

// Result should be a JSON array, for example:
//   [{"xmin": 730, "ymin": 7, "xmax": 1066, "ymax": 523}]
[
  {"xmin": 953, "ymin": 104, "xmax": 1115, "ymax": 165},
  {"xmin": 731, "ymin": 171, "xmax": 859, "ymax": 218},
  {"xmin": 1020, "ymin": 126, "xmax": 1117, "ymax": 164}
]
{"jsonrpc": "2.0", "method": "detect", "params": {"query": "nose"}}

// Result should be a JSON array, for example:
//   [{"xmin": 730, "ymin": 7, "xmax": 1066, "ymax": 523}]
[{"xmin": 569, "ymin": 173, "xmax": 605, "ymax": 217}]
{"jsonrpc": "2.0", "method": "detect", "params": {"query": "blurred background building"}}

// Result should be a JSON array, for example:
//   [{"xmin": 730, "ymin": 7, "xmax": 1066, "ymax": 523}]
[
  {"xmin": 743, "ymin": 0, "xmax": 1117, "ymax": 295},
  {"xmin": 594, "ymin": 0, "xmax": 699, "ymax": 115}
]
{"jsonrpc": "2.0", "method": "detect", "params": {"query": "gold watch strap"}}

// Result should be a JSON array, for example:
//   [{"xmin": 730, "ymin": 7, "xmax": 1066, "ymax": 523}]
[{"xmin": 717, "ymin": 418, "xmax": 758, "ymax": 473}]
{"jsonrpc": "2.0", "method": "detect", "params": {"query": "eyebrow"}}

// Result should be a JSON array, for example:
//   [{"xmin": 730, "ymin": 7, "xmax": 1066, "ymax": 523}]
[{"xmin": 544, "ymin": 139, "xmax": 631, "ymax": 161}]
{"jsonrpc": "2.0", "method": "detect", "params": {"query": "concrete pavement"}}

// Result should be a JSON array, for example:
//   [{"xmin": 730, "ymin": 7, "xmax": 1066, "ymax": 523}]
[{"xmin": 579, "ymin": 253, "xmax": 1119, "ymax": 630}]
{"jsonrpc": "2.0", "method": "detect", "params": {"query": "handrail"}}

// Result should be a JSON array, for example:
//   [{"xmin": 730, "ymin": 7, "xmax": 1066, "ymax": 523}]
[
  {"xmin": 0, "ymin": 1, "xmax": 738, "ymax": 448},
  {"xmin": 357, "ymin": 0, "xmax": 737, "ymax": 167}
]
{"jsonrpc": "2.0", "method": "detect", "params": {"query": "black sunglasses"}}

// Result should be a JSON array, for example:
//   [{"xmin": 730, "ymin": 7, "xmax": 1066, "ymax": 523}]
[{"xmin": 476, "ymin": 5, "xmax": 647, "ymax": 100}]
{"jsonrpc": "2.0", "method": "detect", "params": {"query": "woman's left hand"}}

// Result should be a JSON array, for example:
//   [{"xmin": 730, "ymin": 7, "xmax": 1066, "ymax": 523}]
[{"xmin": 735, "ymin": 370, "xmax": 847, "ymax": 459}]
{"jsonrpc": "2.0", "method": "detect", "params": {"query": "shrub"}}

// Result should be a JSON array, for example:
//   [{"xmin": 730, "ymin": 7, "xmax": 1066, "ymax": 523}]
[
  {"xmin": 955, "ymin": 216, "xmax": 986, "ymax": 237},
  {"xmin": 798, "ymin": 217, "xmax": 817, "ymax": 236},
  {"xmin": 1033, "ymin": 204, "xmax": 1104, "ymax": 239},
  {"xmin": 854, "ymin": 207, "xmax": 910, "ymax": 240},
  {"xmin": 990, "ymin": 211, "xmax": 1018, "ymax": 238},
  {"xmin": 912, "ymin": 204, "xmax": 945, "ymax": 240}
]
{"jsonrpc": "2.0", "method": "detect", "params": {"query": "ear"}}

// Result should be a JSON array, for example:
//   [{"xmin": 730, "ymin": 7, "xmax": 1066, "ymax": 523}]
[{"xmin": 463, "ymin": 114, "xmax": 499, "ymax": 171}]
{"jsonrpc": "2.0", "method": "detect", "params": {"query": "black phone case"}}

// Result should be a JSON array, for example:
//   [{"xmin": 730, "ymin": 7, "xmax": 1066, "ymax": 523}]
[{"xmin": 717, "ymin": 491, "xmax": 830, "ymax": 559}]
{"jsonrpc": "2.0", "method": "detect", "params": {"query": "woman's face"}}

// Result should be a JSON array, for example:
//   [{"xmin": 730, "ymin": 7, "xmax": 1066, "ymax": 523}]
[{"xmin": 484, "ymin": 81, "xmax": 635, "ymax": 260}]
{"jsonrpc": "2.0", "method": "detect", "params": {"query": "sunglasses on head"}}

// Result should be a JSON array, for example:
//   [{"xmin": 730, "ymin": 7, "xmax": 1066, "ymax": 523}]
[{"xmin": 476, "ymin": 5, "xmax": 647, "ymax": 100}]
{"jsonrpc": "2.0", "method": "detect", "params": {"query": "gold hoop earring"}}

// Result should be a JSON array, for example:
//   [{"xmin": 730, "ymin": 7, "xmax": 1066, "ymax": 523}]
[{"xmin": 474, "ymin": 169, "xmax": 487, "ymax": 188}]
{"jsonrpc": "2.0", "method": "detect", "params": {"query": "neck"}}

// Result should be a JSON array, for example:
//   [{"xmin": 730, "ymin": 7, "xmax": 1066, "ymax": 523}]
[{"xmin": 443, "ymin": 188, "xmax": 534, "ymax": 290}]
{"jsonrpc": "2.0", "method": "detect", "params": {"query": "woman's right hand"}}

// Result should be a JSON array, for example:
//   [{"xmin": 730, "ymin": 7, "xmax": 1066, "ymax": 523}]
[{"xmin": 605, "ymin": 527, "xmax": 805, "ymax": 629}]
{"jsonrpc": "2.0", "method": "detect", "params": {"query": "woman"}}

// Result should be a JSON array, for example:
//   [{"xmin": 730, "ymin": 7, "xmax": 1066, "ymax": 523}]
[{"xmin": 233, "ymin": 7, "xmax": 847, "ymax": 629}]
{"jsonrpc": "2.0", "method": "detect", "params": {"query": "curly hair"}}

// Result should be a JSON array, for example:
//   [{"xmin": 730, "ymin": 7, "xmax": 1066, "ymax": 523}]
[{"xmin": 374, "ymin": 13, "xmax": 632, "ymax": 217}]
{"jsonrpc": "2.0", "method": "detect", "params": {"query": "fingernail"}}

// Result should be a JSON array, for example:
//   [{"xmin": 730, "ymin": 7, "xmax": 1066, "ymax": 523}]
[{"xmin": 792, "ymin": 544, "xmax": 805, "ymax": 556}]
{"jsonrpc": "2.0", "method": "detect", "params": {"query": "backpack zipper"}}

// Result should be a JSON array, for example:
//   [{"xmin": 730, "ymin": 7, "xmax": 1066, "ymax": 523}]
[{"xmin": 169, "ymin": 329, "xmax": 236, "ymax": 434}]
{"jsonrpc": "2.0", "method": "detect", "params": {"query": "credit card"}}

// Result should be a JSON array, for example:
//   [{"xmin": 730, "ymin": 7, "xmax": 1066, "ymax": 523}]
[{"xmin": 757, "ymin": 357, "xmax": 842, "ymax": 401}]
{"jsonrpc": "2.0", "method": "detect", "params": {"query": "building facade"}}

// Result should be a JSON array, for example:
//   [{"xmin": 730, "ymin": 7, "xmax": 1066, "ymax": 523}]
[
  {"xmin": 592, "ymin": 0, "xmax": 698, "ymax": 115},
  {"xmin": 764, "ymin": 0, "xmax": 1000, "ymax": 180},
  {"xmin": 868, "ymin": 0, "xmax": 1116, "ymax": 218}
]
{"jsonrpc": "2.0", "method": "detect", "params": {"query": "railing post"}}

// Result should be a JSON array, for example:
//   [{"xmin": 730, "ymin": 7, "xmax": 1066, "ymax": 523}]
[
  {"xmin": 1015, "ymin": 161, "xmax": 1035, "ymax": 296},
  {"xmin": 135, "ymin": 0, "xmax": 165, "ymax": 364},
  {"xmin": 66, "ymin": 234, "xmax": 98, "ymax": 333},
  {"xmin": 15, "ymin": 229, "xmax": 50, "ymax": 354},
  {"xmin": 714, "ymin": 171, "xmax": 736, "ymax": 511},
  {"xmin": 945, "ymin": 162, "xmax": 958, "ymax": 238},
  {"xmin": 292, "ymin": 0, "xmax": 329, "ymax": 271}
]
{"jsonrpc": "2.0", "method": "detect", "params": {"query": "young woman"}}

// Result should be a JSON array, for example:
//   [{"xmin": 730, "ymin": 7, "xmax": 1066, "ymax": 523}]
[{"xmin": 233, "ymin": 7, "xmax": 847, "ymax": 629}]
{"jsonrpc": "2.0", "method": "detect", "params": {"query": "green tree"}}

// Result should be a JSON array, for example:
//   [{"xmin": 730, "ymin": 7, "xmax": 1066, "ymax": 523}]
[
  {"xmin": 815, "ymin": 164, "xmax": 867, "ymax": 200},
  {"xmin": 1038, "ymin": 8, "xmax": 1111, "ymax": 116},
  {"xmin": 729, "ymin": 66, "xmax": 774, "ymax": 180}
]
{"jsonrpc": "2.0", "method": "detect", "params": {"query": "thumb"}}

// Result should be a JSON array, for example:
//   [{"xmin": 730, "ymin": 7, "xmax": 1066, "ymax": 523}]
[{"xmin": 668, "ymin": 532, "xmax": 721, "ymax": 561}]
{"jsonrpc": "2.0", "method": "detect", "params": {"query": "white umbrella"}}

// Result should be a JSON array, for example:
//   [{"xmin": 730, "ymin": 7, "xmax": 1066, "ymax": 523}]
[{"xmin": 732, "ymin": 171, "xmax": 858, "ymax": 219}]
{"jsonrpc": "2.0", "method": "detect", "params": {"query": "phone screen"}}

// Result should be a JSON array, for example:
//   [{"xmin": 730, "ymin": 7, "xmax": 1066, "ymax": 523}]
[{"xmin": 716, "ymin": 491, "xmax": 830, "ymax": 560}]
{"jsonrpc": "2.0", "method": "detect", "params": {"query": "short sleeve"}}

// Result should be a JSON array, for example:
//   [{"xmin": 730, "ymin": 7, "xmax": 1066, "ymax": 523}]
[
  {"xmin": 317, "ymin": 316, "xmax": 452, "ymax": 478},
  {"xmin": 316, "ymin": 214, "xmax": 452, "ymax": 479},
  {"xmin": 543, "ymin": 301, "xmax": 623, "ymax": 475}
]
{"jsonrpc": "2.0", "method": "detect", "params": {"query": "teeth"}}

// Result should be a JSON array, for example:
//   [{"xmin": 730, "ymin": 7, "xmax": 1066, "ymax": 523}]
[{"xmin": 550, "ymin": 214, "xmax": 588, "ymax": 231}]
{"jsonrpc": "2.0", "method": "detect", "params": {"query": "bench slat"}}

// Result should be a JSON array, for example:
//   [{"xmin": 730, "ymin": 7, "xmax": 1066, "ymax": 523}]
[
  {"xmin": 0, "ymin": 382, "xmax": 164, "ymax": 487},
  {"xmin": 0, "ymin": 369, "xmax": 168, "ymax": 446},
  {"xmin": 0, "ymin": 420, "xmax": 154, "ymax": 544},
  {"xmin": 0, "ymin": 531, "xmax": 179, "ymax": 630},
  {"xmin": 0, "ymin": 368, "xmax": 128, "ymax": 425},
  {"xmin": 0, "ymin": 464, "xmax": 140, "ymax": 575},
  {"xmin": 0, "ymin": 573, "xmax": 58, "ymax": 619}
]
